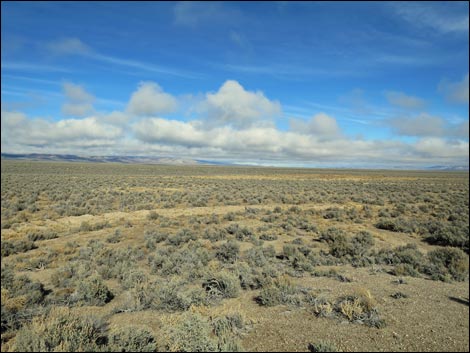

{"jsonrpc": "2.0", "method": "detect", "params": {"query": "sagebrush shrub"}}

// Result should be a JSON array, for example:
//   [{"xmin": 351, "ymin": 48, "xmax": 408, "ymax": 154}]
[
  {"xmin": 216, "ymin": 240, "xmax": 240, "ymax": 264},
  {"xmin": 74, "ymin": 275, "xmax": 113, "ymax": 306},
  {"xmin": 203, "ymin": 271, "xmax": 240, "ymax": 300},
  {"xmin": 13, "ymin": 307, "xmax": 106, "ymax": 352},
  {"xmin": 162, "ymin": 312, "xmax": 218, "ymax": 352},
  {"xmin": 425, "ymin": 247, "xmax": 468, "ymax": 281},
  {"xmin": 1, "ymin": 240, "xmax": 37, "ymax": 257},
  {"xmin": 107, "ymin": 325, "xmax": 157, "ymax": 352},
  {"xmin": 256, "ymin": 277, "xmax": 303, "ymax": 307},
  {"xmin": 155, "ymin": 280, "xmax": 206, "ymax": 311}
]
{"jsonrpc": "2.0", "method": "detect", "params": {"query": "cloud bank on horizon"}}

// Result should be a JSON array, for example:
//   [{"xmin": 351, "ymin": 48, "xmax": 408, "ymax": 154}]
[{"xmin": 1, "ymin": 1, "xmax": 469, "ymax": 168}]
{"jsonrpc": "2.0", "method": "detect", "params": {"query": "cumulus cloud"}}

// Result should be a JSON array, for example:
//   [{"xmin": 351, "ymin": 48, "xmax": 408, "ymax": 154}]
[
  {"xmin": 61, "ymin": 82, "xmax": 95, "ymax": 117},
  {"xmin": 454, "ymin": 120, "xmax": 470, "ymax": 139},
  {"xmin": 101, "ymin": 111, "xmax": 131, "ymax": 126},
  {"xmin": 289, "ymin": 113, "xmax": 341, "ymax": 139},
  {"xmin": 385, "ymin": 91, "xmax": 425, "ymax": 109},
  {"xmin": 2, "ymin": 108, "xmax": 468, "ymax": 167},
  {"xmin": 438, "ymin": 73, "xmax": 469, "ymax": 104},
  {"xmin": 414, "ymin": 138, "xmax": 469, "ymax": 158},
  {"xmin": 388, "ymin": 113, "xmax": 469, "ymax": 139},
  {"xmin": 1, "ymin": 111, "xmax": 122, "ymax": 150},
  {"xmin": 134, "ymin": 118, "xmax": 206, "ymax": 147},
  {"xmin": 131, "ymin": 117, "xmax": 468, "ymax": 166},
  {"xmin": 127, "ymin": 82, "xmax": 177, "ymax": 116},
  {"xmin": 388, "ymin": 113, "xmax": 446, "ymax": 137},
  {"xmin": 2, "ymin": 79, "xmax": 468, "ymax": 168},
  {"xmin": 133, "ymin": 117, "xmax": 325, "ymax": 157},
  {"xmin": 61, "ymin": 103, "xmax": 94, "ymax": 117},
  {"xmin": 201, "ymin": 80, "xmax": 281, "ymax": 128},
  {"xmin": 63, "ymin": 82, "xmax": 94, "ymax": 102}
]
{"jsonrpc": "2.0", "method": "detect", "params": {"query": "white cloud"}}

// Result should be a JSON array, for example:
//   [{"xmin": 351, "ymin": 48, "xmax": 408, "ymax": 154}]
[
  {"xmin": 385, "ymin": 91, "xmax": 425, "ymax": 109},
  {"xmin": 388, "ymin": 113, "xmax": 469, "ymax": 138},
  {"xmin": 201, "ymin": 80, "xmax": 281, "ymax": 128},
  {"xmin": 62, "ymin": 103, "xmax": 94, "ymax": 117},
  {"xmin": 101, "ymin": 111, "xmax": 131, "ymax": 126},
  {"xmin": 127, "ymin": 82, "xmax": 177, "ymax": 116},
  {"xmin": 304, "ymin": 113, "xmax": 340, "ymax": 137},
  {"xmin": 61, "ymin": 82, "xmax": 95, "ymax": 117},
  {"xmin": 454, "ymin": 120, "xmax": 470, "ymax": 139},
  {"xmin": 414, "ymin": 138, "xmax": 469, "ymax": 158},
  {"xmin": 2, "ymin": 111, "xmax": 122, "ymax": 150},
  {"xmin": 388, "ymin": 113, "xmax": 446, "ymax": 137},
  {"xmin": 63, "ymin": 82, "xmax": 95, "ymax": 103},
  {"xmin": 2, "ymin": 80, "xmax": 468, "ymax": 168},
  {"xmin": 439, "ymin": 73, "xmax": 469, "ymax": 104},
  {"xmin": 133, "ymin": 117, "xmax": 313, "ymax": 157},
  {"xmin": 131, "ymin": 116, "xmax": 468, "ymax": 166},
  {"xmin": 134, "ymin": 118, "xmax": 206, "ymax": 147},
  {"xmin": 289, "ymin": 113, "xmax": 341, "ymax": 139},
  {"xmin": 2, "ymin": 109, "xmax": 468, "ymax": 167}
]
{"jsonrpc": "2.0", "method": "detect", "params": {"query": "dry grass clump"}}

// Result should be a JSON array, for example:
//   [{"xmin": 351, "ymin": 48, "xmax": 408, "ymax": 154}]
[{"xmin": 310, "ymin": 288, "xmax": 385, "ymax": 328}]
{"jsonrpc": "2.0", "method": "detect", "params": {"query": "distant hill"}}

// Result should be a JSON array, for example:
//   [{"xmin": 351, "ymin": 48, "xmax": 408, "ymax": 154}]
[
  {"xmin": 2, "ymin": 154, "xmax": 468, "ymax": 170},
  {"xmin": 1, "ymin": 153, "xmax": 229, "ymax": 166},
  {"xmin": 425, "ymin": 165, "xmax": 469, "ymax": 171}
]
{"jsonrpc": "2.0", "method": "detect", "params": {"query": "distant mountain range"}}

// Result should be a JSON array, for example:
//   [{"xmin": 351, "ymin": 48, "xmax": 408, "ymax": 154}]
[
  {"xmin": 425, "ymin": 165, "xmax": 469, "ymax": 171},
  {"xmin": 1, "ymin": 153, "xmax": 228, "ymax": 166},
  {"xmin": 1, "ymin": 153, "xmax": 468, "ymax": 170}
]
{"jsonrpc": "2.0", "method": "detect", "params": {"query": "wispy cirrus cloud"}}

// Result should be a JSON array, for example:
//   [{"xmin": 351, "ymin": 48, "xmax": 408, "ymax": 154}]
[
  {"xmin": 1, "ymin": 74, "xmax": 59, "ymax": 86},
  {"xmin": 388, "ymin": 1, "xmax": 469, "ymax": 34},
  {"xmin": 47, "ymin": 37, "xmax": 92, "ymax": 56},
  {"xmin": 222, "ymin": 63, "xmax": 362, "ymax": 79},
  {"xmin": 1, "ymin": 62, "xmax": 72, "ymax": 73},
  {"xmin": 46, "ymin": 37, "xmax": 201, "ymax": 79},
  {"xmin": 91, "ymin": 53, "xmax": 201, "ymax": 78},
  {"xmin": 173, "ymin": 1, "xmax": 241, "ymax": 27},
  {"xmin": 1, "ymin": 82, "xmax": 123, "ymax": 111}
]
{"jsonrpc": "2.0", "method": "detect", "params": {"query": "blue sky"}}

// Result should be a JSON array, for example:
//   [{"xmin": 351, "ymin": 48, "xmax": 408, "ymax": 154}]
[{"xmin": 1, "ymin": 1, "xmax": 469, "ymax": 168}]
